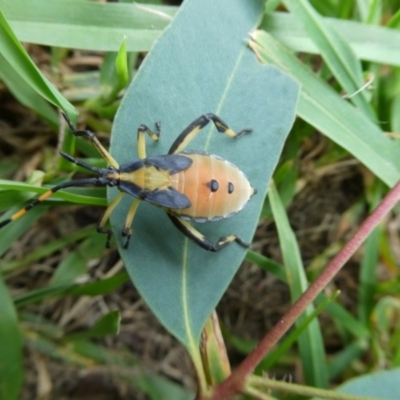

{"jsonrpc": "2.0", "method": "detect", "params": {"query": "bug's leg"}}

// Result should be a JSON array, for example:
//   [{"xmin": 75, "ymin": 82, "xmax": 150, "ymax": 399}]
[
  {"xmin": 97, "ymin": 192, "xmax": 125, "ymax": 248},
  {"xmin": 61, "ymin": 112, "xmax": 119, "ymax": 169},
  {"xmin": 169, "ymin": 114, "xmax": 252, "ymax": 154},
  {"xmin": 137, "ymin": 122, "xmax": 161, "ymax": 159},
  {"xmin": 167, "ymin": 213, "xmax": 250, "ymax": 252},
  {"xmin": 60, "ymin": 151, "xmax": 104, "ymax": 174},
  {"xmin": 121, "ymin": 198, "xmax": 141, "ymax": 249}
]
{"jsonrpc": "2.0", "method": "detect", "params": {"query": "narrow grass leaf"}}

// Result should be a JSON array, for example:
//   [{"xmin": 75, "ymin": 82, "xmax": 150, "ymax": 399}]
[
  {"xmin": 283, "ymin": 0, "xmax": 374, "ymax": 118},
  {"xmin": 0, "ymin": 0, "xmax": 176, "ymax": 52},
  {"xmin": 0, "ymin": 180, "xmax": 107, "ymax": 206},
  {"xmin": 0, "ymin": 275, "xmax": 23, "ymax": 400},
  {"xmin": 321, "ymin": 299, "xmax": 371, "ymax": 339},
  {"xmin": 261, "ymin": 12, "xmax": 400, "ymax": 67},
  {"xmin": 0, "ymin": 54, "xmax": 58, "ymax": 127},
  {"xmin": 51, "ymin": 234, "xmax": 106, "ymax": 285},
  {"xmin": 13, "ymin": 284, "xmax": 74, "ymax": 308},
  {"xmin": 64, "ymin": 310, "xmax": 120, "ymax": 341},
  {"xmin": 327, "ymin": 341, "xmax": 368, "ymax": 380},
  {"xmin": 110, "ymin": 0, "xmax": 299, "ymax": 356},
  {"xmin": 0, "ymin": 8, "xmax": 74, "ymax": 116},
  {"xmin": 132, "ymin": 374, "xmax": 194, "ymax": 400},
  {"xmin": 0, "ymin": 205, "xmax": 47, "ymax": 258},
  {"xmin": 358, "ymin": 228, "xmax": 380, "ymax": 325},
  {"xmin": 365, "ymin": 0, "xmax": 382, "ymax": 25},
  {"xmin": 387, "ymin": 8, "xmax": 400, "ymax": 28},
  {"xmin": 249, "ymin": 31, "xmax": 400, "ymax": 187},
  {"xmin": 257, "ymin": 291, "xmax": 338, "ymax": 373},
  {"xmin": 1, "ymin": 226, "xmax": 94, "ymax": 274},
  {"xmin": 269, "ymin": 182, "xmax": 327, "ymax": 387},
  {"xmin": 68, "ymin": 272, "xmax": 129, "ymax": 296},
  {"xmin": 245, "ymin": 250, "xmax": 287, "ymax": 283}
]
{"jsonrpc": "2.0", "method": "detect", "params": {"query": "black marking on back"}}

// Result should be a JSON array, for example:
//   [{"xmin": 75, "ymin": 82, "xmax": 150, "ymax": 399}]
[
  {"xmin": 119, "ymin": 180, "xmax": 142, "ymax": 197},
  {"xmin": 145, "ymin": 154, "xmax": 192, "ymax": 174},
  {"xmin": 207, "ymin": 179, "xmax": 219, "ymax": 192},
  {"xmin": 228, "ymin": 182, "xmax": 234, "ymax": 194},
  {"xmin": 143, "ymin": 186, "xmax": 191, "ymax": 209},
  {"xmin": 120, "ymin": 159, "xmax": 144, "ymax": 173}
]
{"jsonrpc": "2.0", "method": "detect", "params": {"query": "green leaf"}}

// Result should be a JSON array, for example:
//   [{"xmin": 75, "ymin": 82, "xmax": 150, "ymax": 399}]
[
  {"xmin": 0, "ymin": 205, "xmax": 48, "ymax": 259},
  {"xmin": 327, "ymin": 341, "xmax": 367, "ymax": 380},
  {"xmin": 313, "ymin": 368, "xmax": 400, "ymax": 400},
  {"xmin": 0, "ymin": 179, "xmax": 107, "ymax": 206},
  {"xmin": 358, "ymin": 227, "xmax": 380, "ymax": 325},
  {"xmin": 283, "ymin": 0, "xmax": 374, "ymax": 118},
  {"xmin": 68, "ymin": 272, "xmax": 129, "ymax": 296},
  {"xmin": 13, "ymin": 283, "xmax": 74, "ymax": 308},
  {"xmin": 261, "ymin": 12, "xmax": 400, "ymax": 67},
  {"xmin": 1, "ymin": 226, "xmax": 95, "ymax": 275},
  {"xmin": 0, "ymin": 274, "xmax": 23, "ymax": 400},
  {"xmin": 109, "ymin": 0, "xmax": 299, "ymax": 356},
  {"xmin": 51, "ymin": 234, "xmax": 106, "ymax": 285},
  {"xmin": 115, "ymin": 37, "xmax": 129, "ymax": 88},
  {"xmin": 249, "ymin": 31, "xmax": 400, "ymax": 187},
  {"xmin": 0, "ymin": 0, "xmax": 176, "ymax": 52},
  {"xmin": 245, "ymin": 250, "xmax": 287, "ymax": 283},
  {"xmin": 0, "ymin": 7, "xmax": 74, "ymax": 116},
  {"xmin": 0, "ymin": 54, "xmax": 58, "ymax": 127},
  {"xmin": 268, "ymin": 182, "xmax": 327, "ymax": 387},
  {"xmin": 64, "ymin": 310, "xmax": 121, "ymax": 341}
]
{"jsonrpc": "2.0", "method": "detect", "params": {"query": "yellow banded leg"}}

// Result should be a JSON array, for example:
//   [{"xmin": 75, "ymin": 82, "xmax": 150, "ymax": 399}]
[
  {"xmin": 121, "ymin": 198, "xmax": 141, "ymax": 249},
  {"xmin": 168, "ymin": 113, "xmax": 252, "ymax": 154},
  {"xmin": 97, "ymin": 192, "xmax": 125, "ymax": 248},
  {"xmin": 0, "ymin": 177, "xmax": 101, "ymax": 229},
  {"xmin": 167, "ymin": 213, "xmax": 250, "ymax": 252},
  {"xmin": 0, "ymin": 188, "xmax": 55, "ymax": 228},
  {"xmin": 137, "ymin": 123, "xmax": 160, "ymax": 159},
  {"xmin": 61, "ymin": 112, "xmax": 119, "ymax": 169}
]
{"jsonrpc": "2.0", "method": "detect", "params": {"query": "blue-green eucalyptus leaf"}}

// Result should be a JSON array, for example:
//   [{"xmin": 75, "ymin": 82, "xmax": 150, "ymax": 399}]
[{"xmin": 109, "ymin": 0, "xmax": 299, "ymax": 349}]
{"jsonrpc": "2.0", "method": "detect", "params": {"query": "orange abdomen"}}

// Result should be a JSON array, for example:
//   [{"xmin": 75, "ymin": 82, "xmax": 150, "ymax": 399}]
[{"xmin": 169, "ymin": 152, "xmax": 255, "ymax": 222}]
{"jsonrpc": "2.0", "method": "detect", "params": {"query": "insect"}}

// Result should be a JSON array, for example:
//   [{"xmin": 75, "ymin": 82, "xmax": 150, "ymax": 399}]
[{"xmin": 0, "ymin": 113, "xmax": 257, "ymax": 251}]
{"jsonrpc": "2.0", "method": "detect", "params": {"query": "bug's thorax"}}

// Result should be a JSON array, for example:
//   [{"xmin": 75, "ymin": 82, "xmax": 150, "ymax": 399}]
[{"xmin": 120, "ymin": 164, "xmax": 171, "ymax": 191}]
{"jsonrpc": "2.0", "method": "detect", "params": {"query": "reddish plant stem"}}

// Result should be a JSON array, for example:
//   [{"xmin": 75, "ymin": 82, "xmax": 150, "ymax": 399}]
[{"xmin": 207, "ymin": 179, "xmax": 400, "ymax": 400}]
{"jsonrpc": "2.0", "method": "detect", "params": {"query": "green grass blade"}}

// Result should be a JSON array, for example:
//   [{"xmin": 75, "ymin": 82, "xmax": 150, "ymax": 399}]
[
  {"xmin": 358, "ymin": 228, "xmax": 380, "ymax": 325},
  {"xmin": 109, "ymin": 0, "xmax": 299, "ymax": 359},
  {"xmin": 249, "ymin": 31, "xmax": 400, "ymax": 187},
  {"xmin": 245, "ymin": 250, "xmax": 287, "ymax": 283},
  {"xmin": 321, "ymin": 299, "xmax": 371, "ymax": 339},
  {"xmin": 0, "ymin": 205, "xmax": 48, "ymax": 258},
  {"xmin": 13, "ymin": 284, "xmax": 74, "ymax": 308},
  {"xmin": 261, "ymin": 12, "xmax": 400, "ymax": 67},
  {"xmin": 258, "ymin": 292, "xmax": 338, "ymax": 372},
  {"xmin": 0, "ymin": 226, "xmax": 94, "ymax": 274},
  {"xmin": 51, "ymin": 234, "xmax": 106, "ymax": 285},
  {"xmin": 328, "ymin": 341, "xmax": 367, "ymax": 380},
  {"xmin": 0, "ymin": 275, "xmax": 24, "ymax": 400},
  {"xmin": 0, "ymin": 7, "xmax": 74, "ymax": 116},
  {"xmin": 68, "ymin": 273, "xmax": 129, "ymax": 296},
  {"xmin": 0, "ymin": 54, "xmax": 58, "ymax": 127},
  {"xmin": 0, "ymin": 180, "xmax": 107, "ymax": 206},
  {"xmin": 269, "ymin": 182, "xmax": 327, "ymax": 387},
  {"xmin": 1, "ymin": 0, "xmax": 176, "ymax": 52},
  {"xmin": 283, "ymin": 0, "xmax": 374, "ymax": 118},
  {"xmin": 64, "ymin": 310, "xmax": 120, "ymax": 341},
  {"xmin": 387, "ymin": 8, "xmax": 400, "ymax": 28}
]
